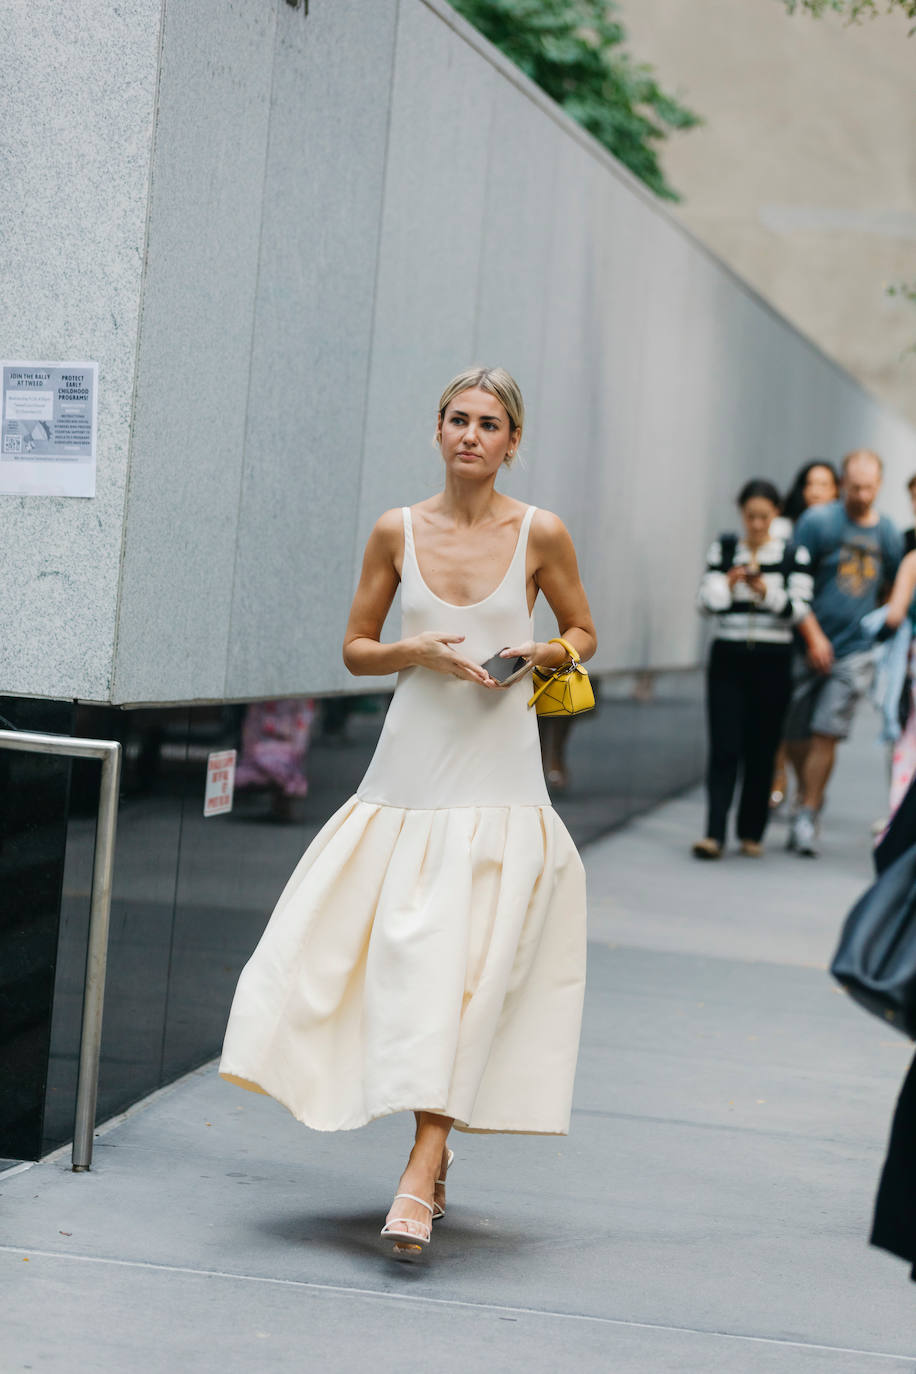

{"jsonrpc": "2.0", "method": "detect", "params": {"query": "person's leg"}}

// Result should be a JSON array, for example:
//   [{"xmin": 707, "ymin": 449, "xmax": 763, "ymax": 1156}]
[
  {"xmin": 800, "ymin": 651, "xmax": 874, "ymax": 812},
  {"xmin": 783, "ymin": 654, "xmax": 820, "ymax": 810},
  {"xmin": 799, "ymin": 732, "xmax": 838, "ymax": 811},
  {"xmin": 790, "ymin": 652, "xmax": 873, "ymax": 855},
  {"xmin": 737, "ymin": 655, "xmax": 792, "ymax": 844},
  {"xmin": 385, "ymin": 1111, "xmax": 455, "ymax": 1242},
  {"xmin": 703, "ymin": 645, "xmax": 744, "ymax": 846},
  {"xmin": 540, "ymin": 715, "xmax": 573, "ymax": 790},
  {"xmin": 785, "ymin": 738, "xmax": 810, "ymax": 800},
  {"xmin": 770, "ymin": 740, "xmax": 788, "ymax": 807}
]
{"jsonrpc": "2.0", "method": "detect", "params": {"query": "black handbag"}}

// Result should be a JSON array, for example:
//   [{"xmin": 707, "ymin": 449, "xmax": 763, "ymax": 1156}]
[{"xmin": 831, "ymin": 842, "xmax": 916, "ymax": 1039}]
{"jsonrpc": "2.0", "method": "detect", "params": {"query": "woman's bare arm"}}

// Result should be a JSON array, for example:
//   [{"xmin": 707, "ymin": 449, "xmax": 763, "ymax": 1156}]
[
  {"xmin": 884, "ymin": 549, "xmax": 916, "ymax": 630},
  {"xmin": 342, "ymin": 511, "xmax": 494, "ymax": 685},
  {"xmin": 502, "ymin": 511, "xmax": 597, "ymax": 671}
]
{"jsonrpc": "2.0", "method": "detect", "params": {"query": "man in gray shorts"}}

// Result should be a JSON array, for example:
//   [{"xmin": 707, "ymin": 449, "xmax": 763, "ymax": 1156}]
[{"xmin": 785, "ymin": 450, "xmax": 902, "ymax": 855}]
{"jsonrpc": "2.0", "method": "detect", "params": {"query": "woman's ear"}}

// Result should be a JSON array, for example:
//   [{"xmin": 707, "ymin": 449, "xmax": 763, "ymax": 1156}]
[{"xmin": 504, "ymin": 427, "xmax": 521, "ymax": 464}]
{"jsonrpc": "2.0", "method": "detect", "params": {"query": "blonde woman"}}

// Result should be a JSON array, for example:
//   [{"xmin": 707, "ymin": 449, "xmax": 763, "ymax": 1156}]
[{"xmin": 220, "ymin": 367, "xmax": 597, "ymax": 1260}]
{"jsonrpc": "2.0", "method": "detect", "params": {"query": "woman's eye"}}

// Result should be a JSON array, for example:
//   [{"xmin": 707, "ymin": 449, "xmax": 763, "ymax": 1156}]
[{"xmin": 483, "ymin": 422, "xmax": 497, "ymax": 431}]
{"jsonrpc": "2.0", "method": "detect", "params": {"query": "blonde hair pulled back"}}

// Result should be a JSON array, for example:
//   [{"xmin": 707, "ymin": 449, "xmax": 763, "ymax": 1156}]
[{"xmin": 437, "ymin": 366, "xmax": 524, "ymax": 466}]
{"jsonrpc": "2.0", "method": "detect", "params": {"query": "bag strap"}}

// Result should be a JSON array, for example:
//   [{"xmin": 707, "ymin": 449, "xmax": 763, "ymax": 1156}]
[
  {"xmin": 528, "ymin": 672, "xmax": 557, "ymax": 708},
  {"xmin": 548, "ymin": 636, "xmax": 580, "ymax": 664}
]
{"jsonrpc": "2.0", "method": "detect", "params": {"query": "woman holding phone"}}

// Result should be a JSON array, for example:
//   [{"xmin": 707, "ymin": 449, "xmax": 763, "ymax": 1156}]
[
  {"xmin": 220, "ymin": 366, "xmax": 596, "ymax": 1260},
  {"xmin": 693, "ymin": 479, "xmax": 812, "ymax": 859}
]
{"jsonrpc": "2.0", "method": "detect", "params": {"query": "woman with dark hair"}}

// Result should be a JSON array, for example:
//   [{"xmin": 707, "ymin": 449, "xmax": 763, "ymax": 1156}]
[
  {"xmin": 780, "ymin": 459, "xmax": 840, "ymax": 527},
  {"xmin": 769, "ymin": 460, "xmax": 840, "ymax": 807},
  {"xmin": 693, "ymin": 479, "xmax": 813, "ymax": 859}
]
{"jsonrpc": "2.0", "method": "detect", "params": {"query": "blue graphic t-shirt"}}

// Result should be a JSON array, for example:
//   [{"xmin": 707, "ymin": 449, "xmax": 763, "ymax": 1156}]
[{"xmin": 793, "ymin": 500, "xmax": 902, "ymax": 658}]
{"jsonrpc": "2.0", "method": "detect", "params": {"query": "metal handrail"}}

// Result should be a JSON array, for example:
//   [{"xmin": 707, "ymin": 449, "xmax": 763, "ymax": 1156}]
[{"xmin": 0, "ymin": 728, "xmax": 121, "ymax": 1171}]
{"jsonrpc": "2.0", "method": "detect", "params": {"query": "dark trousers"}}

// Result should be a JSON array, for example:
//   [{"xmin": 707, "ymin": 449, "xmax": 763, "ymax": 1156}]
[
  {"xmin": 705, "ymin": 640, "xmax": 792, "ymax": 845},
  {"xmin": 871, "ymin": 1049, "xmax": 916, "ymax": 1279}
]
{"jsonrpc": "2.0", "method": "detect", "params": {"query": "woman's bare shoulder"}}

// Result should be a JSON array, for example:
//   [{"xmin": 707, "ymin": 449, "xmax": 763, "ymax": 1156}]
[
  {"xmin": 362, "ymin": 508, "xmax": 405, "ymax": 565},
  {"xmin": 368, "ymin": 507, "xmax": 405, "ymax": 540},
  {"xmin": 530, "ymin": 507, "xmax": 572, "ymax": 548},
  {"xmin": 372, "ymin": 506, "xmax": 405, "ymax": 533}
]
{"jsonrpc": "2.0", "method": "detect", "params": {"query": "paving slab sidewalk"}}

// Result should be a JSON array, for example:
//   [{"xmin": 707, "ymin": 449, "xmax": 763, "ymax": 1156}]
[{"xmin": 3, "ymin": 719, "xmax": 915, "ymax": 1373}]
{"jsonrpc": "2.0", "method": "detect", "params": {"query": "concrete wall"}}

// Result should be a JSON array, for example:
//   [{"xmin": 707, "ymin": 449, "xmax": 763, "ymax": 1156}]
[
  {"xmin": 4, "ymin": 0, "xmax": 916, "ymax": 706},
  {"xmin": 623, "ymin": 0, "xmax": 916, "ymax": 432},
  {"xmin": 0, "ymin": 0, "xmax": 162, "ymax": 700}
]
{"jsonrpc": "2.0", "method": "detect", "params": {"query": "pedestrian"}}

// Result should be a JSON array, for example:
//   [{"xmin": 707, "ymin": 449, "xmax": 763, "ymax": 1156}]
[
  {"xmin": 785, "ymin": 450, "xmax": 902, "ymax": 856},
  {"xmin": 850, "ymin": 781, "xmax": 916, "ymax": 1283},
  {"xmin": 693, "ymin": 479, "xmax": 812, "ymax": 860},
  {"xmin": 234, "ymin": 698, "xmax": 315, "ymax": 821},
  {"xmin": 869, "ymin": 546, "xmax": 916, "ymax": 820},
  {"xmin": 219, "ymin": 366, "xmax": 597, "ymax": 1260},
  {"xmin": 903, "ymin": 473, "xmax": 916, "ymax": 556},
  {"xmin": 769, "ymin": 460, "xmax": 840, "ymax": 808},
  {"xmin": 780, "ymin": 459, "xmax": 841, "ymax": 528}
]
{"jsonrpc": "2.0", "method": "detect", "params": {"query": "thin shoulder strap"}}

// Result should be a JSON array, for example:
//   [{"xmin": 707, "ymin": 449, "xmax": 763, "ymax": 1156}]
[
  {"xmin": 401, "ymin": 505, "xmax": 415, "ymax": 558},
  {"xmin": 520, "ymin": 503, "xmax": 538, "ymax": 548},
  {"xmin": 511, "ymin": 504, "xmax": 537, "ymax": 574}
]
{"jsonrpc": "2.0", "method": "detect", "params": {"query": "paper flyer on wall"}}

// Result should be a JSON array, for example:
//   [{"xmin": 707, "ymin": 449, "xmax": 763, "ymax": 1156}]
[{"xmin": 0, "ymin": 361, "xmax": 98, "ymax": 497}]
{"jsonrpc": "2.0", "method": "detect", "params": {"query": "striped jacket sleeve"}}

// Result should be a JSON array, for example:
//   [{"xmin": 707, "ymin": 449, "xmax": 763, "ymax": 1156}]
[{"xmin": 697, "ymin": 540, "xmax": 733, "ymax": 615}]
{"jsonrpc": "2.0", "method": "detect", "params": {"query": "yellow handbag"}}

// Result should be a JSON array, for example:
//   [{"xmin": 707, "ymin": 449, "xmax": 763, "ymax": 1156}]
[{"xmin": 528, "ymin": 637, "xmax": 595, "ymax": 717}]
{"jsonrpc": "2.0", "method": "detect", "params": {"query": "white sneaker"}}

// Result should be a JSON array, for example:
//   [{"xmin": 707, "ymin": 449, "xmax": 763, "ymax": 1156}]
[{"xmin": 792, "ymin": 808, "xmax": 819, "ymax": 857}]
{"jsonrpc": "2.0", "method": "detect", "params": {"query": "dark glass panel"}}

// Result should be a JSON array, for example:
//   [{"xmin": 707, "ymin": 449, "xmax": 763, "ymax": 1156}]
[
  {"xmin": 0, "ymin": 696, "xmax": 74, "ymax": 1161},
  {"xmin": 43, "ymin": 706, "xmax": 190, "ymax": 1151}
]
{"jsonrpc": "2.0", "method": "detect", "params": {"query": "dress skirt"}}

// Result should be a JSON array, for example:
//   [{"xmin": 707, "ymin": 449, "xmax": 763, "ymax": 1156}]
[{"xmin": 219, "ymin": 796, "xmax": 586, "ymax": 1135}]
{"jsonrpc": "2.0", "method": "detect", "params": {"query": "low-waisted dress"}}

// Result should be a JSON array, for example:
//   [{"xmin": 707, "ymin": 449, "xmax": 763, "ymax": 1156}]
[{"xmin": 219, "ymin": 503, "xmax": 587, "ymax": 1134}]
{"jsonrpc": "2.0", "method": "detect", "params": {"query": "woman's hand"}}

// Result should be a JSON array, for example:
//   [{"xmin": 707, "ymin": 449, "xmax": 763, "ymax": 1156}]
[
  {"xmin": 726, "ymin": 564, "xmax": 766, "ymax": 598},
  {"xmin": 805, "ymin": 627, "xmax": 835, "ymax": 674},
  {"xmin": 410, "ymin": 632, "xmax": 495, "ymax": 686},
  {"xmin": 495, "ymin": 640, "xmax": 565, "ymax": 686}
]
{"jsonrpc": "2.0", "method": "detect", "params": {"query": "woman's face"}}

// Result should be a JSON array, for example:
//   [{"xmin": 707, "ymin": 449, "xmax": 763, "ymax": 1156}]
[
  {"xmin": 742, "ymin": 497, "xmax": 778, "ymax": 548},
  {"xmin": 437, "ymin": 388, "xmax": 519, "ymax": 479},
  {"xmin": 803, "ymin": 465, "xmax": 838, "ymax": 508}
]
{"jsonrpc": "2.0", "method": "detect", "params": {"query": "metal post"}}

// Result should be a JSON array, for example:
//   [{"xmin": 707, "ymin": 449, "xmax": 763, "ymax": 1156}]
[
  {"xmin": 71, "ymin": 745, "xmax": 121, "ymax": 1169},
  {"xmin": 0, "ymin": 729, "xmax": 121, "ymax": 1171}
]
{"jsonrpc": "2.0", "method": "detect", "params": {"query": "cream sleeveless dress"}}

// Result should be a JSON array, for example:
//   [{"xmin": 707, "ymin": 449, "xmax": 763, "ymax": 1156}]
[{"xmin": 219, "ymin": 504, "xmax": 587, "ymax": 1134}]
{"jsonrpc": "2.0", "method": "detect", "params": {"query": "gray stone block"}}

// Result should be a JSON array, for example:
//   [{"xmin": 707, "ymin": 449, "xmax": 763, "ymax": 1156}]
[
  {"xmin": 112, "ymin": 1, "xmax": 277, "ymax": 704},
  {"xmin": 225, "ymin": 0, "xmax": 399, "ymax": 701}
]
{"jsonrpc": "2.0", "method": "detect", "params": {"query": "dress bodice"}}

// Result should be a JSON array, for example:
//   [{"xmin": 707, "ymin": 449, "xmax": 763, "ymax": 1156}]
[{"xmin": 357, "ymin": 505, "xmax": 549, "ymax": 809}]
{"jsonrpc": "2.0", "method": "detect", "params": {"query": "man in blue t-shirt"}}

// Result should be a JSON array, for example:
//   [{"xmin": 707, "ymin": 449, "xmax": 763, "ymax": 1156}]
[{"xmin": 785, "ymin": 449, "xmax": 902, "ymax": 856}]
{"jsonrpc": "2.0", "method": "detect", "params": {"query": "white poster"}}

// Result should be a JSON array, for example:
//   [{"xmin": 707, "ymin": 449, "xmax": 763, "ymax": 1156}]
[
  {"xmin": 204, "ymin": 749, "xmax": 237, "ymax": 818},
  {"xmin": 0, "ymin": 360, "xmax": 98, "ymax": 497}
]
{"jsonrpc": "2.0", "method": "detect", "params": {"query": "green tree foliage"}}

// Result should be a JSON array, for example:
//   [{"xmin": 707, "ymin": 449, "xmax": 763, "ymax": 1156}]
[
  {"xmin": 450, "ymin": 0, "xmax": 700, "ymax": 201},
  {"xmin": 785, "ymin": 0, "xmax": 916, "ymax": 19}
]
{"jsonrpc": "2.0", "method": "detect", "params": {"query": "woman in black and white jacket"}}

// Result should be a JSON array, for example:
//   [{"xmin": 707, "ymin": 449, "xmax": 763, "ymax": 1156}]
[{"xmin": 694, "ymin": 479, "xmax": 813, "ymax": 859}]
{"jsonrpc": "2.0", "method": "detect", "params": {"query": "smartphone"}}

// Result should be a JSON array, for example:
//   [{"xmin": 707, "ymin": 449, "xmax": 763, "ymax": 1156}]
[{"xmin": 480, "ymin": 649, "xmax": 531, "ymax": 686}]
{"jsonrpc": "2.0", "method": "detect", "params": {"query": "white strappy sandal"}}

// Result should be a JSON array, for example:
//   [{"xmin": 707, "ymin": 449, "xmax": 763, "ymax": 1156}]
[
  {"xmin": 431, "ymin": 1148, "xmax": 455, "ymax": 1221},
  {"xmin": 380, "ymin": 1193, "xmax": 433, "ymax": 1260}
]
